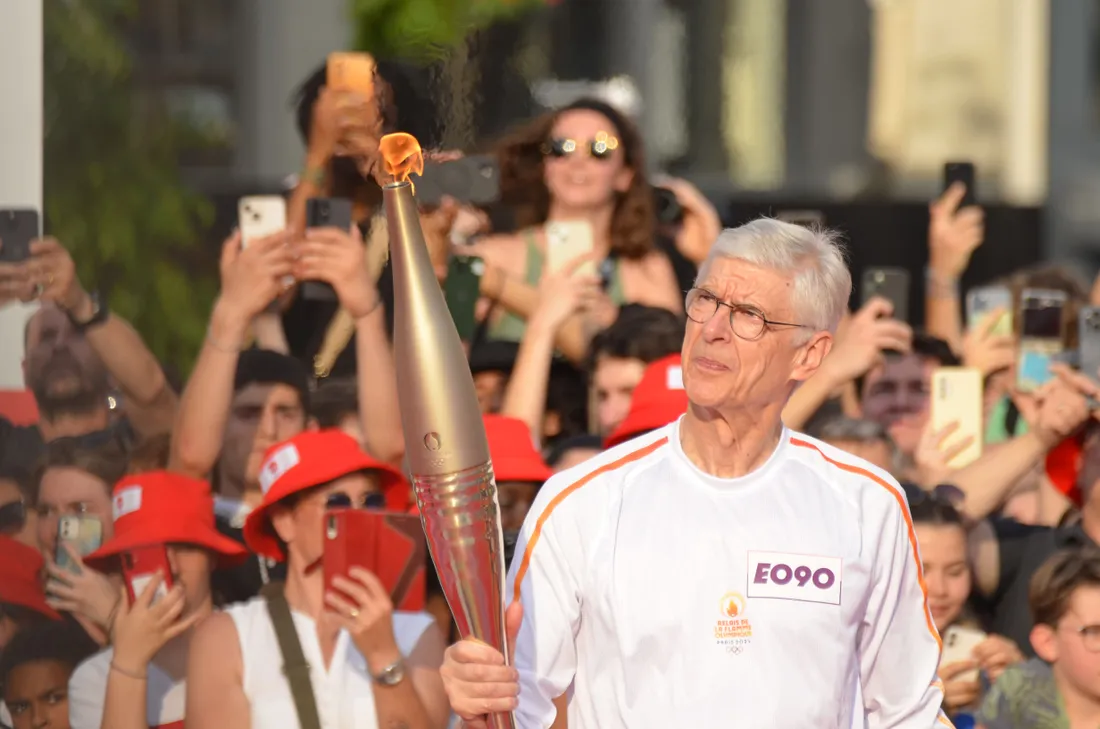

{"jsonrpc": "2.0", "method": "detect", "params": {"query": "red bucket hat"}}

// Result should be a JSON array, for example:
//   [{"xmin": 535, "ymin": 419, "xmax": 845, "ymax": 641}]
[
  {"xmin": 243, "ymin": 429, "xmax": 408, "ymax": 561},
  {"xmin": 485, "ymin": 414, "xmax": 552, "ymax": 484},
  {"xmin": 84, "ymin": 471, "xmax": 249, "ymax": 570},
  {"xmin": 0, "ymin": 536, "xmax": 60, "ymax": 620},
  {"xmin": 604, "ymin": 354, "xmax": 689, "ymax": 449}
]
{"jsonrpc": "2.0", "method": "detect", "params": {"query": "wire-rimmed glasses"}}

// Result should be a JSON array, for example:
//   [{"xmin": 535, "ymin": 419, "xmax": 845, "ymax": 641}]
[{"xmin": 684, "ymin": 288, "xmax": 808, "ymax": 341}]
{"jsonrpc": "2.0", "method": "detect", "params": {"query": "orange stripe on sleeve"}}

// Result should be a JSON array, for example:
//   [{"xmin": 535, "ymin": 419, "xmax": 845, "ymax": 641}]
[
  {"xmin": 937, "ymin": 713, "xmax": 955, "ymax": 727},
  {"xmin": 789, "ymin": 438, "xmax": 942, "ymax": 652},
  {"xmin": 511, "ymin": 437, "xmax": 668, "ymax": 604}
]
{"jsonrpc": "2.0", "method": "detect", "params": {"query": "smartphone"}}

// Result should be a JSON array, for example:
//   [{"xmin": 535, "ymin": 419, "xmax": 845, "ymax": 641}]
[
  {"xmin": 0, "ymin": 209, "xmax": 39, "ymax": 263},
  {"xmin": 323, "ymin": 508, "xmax": 427, "ymax": 611},
  {"xmin": 327, "ymin": 52, "xmax": 376, "ymax": 95},
  {"xmin": 653, "ymin": 187, "xmax": 685, "ymax": 225},
  {"xmin": 861, "ymin": 267, "xmax": 910, "ymax": 323},
  {"xmin": 940, "ymin": 625, "xmax": 987, "ymax": 683},
  {"xmin": 238, "ymin": 196, "xmax": 287, "ymax": 247},
  {"xmin": 445, "ymin": 255, "xmax": 484, "ymax": 342},
  {"xmin": 55, "ymin": 515, "xmax": 103, "ymax": 573},
  {"xmin": 300, "ymin": 198, "xmax": 353, "ymax": 302},
  {"xmin": 414, "ymin": 156, "xmax": 500, "ymax": 208},
  {"xmin": 776, "ymin": 209, "xmax": 826, "ymax": 229},
  {"xmin": 1017, "ymin": 288, "xmax": 1067, "ymax": 392},
  {"xmin": 545, "ymin": 221, "xmax": 596, "ymax": 278},
  {"xmin": 944, "ymin": 161, "xmax": 977, "ymax": 208},
  {"xmin": 121, "ymin": 546, "xmax": 173, "ymax": 605},
  {"xmin": 930, "ymin": 367, "xmax": 984, "ymax": 469},
  {"xmin": 966, "ymin": 285, "xmax": 1014, "ymax": 336},
  {"xmin": 1078, "ymin": 307, "xmax": 1100, "ymax": 384}
]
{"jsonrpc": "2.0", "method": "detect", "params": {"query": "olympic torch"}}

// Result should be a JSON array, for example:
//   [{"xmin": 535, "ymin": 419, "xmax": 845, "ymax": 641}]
[{"xmin": 379, "ymin": 134, "xmax": 516, "ymax": 729}]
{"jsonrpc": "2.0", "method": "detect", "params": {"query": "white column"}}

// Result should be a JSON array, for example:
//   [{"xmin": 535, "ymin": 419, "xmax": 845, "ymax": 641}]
[
  {"xmin": 0, "ymin": 1, "xmax": 42, "ymax": 406},
  {"xmin": 1002, "ymin": 0, "xmax": 1049, "ymax": 206}
]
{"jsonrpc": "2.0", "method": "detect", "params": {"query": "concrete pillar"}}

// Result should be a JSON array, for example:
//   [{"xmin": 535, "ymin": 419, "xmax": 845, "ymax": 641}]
[
  {"xmin": 1001, "ymin": 0, "xmax": 1049, "ymax": 206},
  {"xmin": 0, "ymin": 0, "xmax": 42, "ymax": 421}
]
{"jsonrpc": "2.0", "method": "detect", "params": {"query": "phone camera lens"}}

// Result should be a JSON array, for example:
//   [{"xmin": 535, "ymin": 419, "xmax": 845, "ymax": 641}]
[{"xmin": 251, "ymin": 212, "xmax": 260, "ymax": 222}]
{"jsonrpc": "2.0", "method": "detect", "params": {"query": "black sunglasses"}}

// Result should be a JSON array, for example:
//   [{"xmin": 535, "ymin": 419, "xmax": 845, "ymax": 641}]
[
  {"xmin": 907, "ymin": 483, "xmax": 966, "ymax": 510},
  {"xmin": 542, "ymin": 133, "xmax": 619, "ymax": 161},
  {"xmin": 0, "ymin": 499, "xmax": 27, "ymax": 535},
  {"xmin": 325, "ymin": 492, "xmax": 387, "ymax": 510}
]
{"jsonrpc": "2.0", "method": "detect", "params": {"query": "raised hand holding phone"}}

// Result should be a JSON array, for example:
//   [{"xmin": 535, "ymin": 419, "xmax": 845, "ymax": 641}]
[
  {"xmin": 45, "ymin": 544, "xmax": 120, "ymax": 630},
  {"xmin": 111, "ymin": 572, "xmax": 198, "ymax": 676}
]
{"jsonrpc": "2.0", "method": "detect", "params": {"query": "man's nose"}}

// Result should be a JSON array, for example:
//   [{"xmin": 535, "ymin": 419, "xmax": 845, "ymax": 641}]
[{"xmin": 701, "ymin": 309, "xmax": 732, "ymax": 341}]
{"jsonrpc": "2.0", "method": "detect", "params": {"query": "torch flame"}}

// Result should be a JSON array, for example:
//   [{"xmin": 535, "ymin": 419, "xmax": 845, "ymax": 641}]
[{"xmin": 379, "ymin": 133, "xmax": 425, "ymax": 189}]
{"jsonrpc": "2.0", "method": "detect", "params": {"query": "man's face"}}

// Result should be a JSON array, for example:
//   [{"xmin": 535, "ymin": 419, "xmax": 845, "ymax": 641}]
[
  {"xmin": 821, "ymin": 438, "xmax": 895, "ymax": 475},
  {"xmin": 23, "ymin": 305, "xmax": 109, "ymax": 418},
  {"xmin": 222, "ymin": 383, "xmax": 306, "ymax": 490},
  {"xmin": 1043, "ymin": 586, "xmax": 1100, "ymax": 701},
  {"xmin": 860, "ymin": 354, "xmax": 935, "ymax": 457},
  {"xmin": 593, "ymin": 356, "xmax": 646, "ymax": 436},
  {"xmin": 498, "ymin": 481, "xmax": 540, "ymax": 532},
  {"xmin": 681, "ymin": 259, "xmax": 829, "ymax": 414},
  {"xmin": 2, "ymin": 658, "xmax": 72, "ymax": 729}
]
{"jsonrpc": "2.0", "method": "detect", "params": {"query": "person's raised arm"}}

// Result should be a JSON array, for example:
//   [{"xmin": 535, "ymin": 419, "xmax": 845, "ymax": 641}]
[
  {"xmin": 169, "ymin": 231, "xmax": 293, "ymax": 478},
  {"xmin": 30, "ymin": 237, "xmax": 177, "ymax": 438},
  {"xmin": 655, "ymin": 177, "xmax": 722, "ymax": 266},
  {"xmin": 295, "ymin": 225, "xmax": 404, "ymax": 465},
  {"xmin": 185, "ymin": 612, "xmax": 251, "ymax": 729},
  {"xmin": 859, "ymin": 484, "xmax": 951, "ymax": 727},
  {"xmin": 925, "ymin": 183, "xmax": 984, "ymax": 353}
]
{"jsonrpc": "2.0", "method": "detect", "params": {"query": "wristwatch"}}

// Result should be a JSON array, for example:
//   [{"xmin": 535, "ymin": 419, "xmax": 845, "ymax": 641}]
[
  {"xmin": 371, "ymin": 658, "xmax": 407, "ymax": 687},
  {"xmin": 68, "ymin": 291, "xmax": 109, "ymax": 332}
]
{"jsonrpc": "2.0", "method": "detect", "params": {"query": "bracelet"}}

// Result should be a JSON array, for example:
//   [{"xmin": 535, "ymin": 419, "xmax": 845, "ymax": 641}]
[
  {"xmin": 924, "ymin": 267, "xmax": 960, "ymax": 299},
  {"xmin": 205, "ymin": 326, "xmax": 243, "ymax": 354},
  {"xmin": 301, "ymin": 165, "xmax": 326, "ymax": 188},
  {"xmin": 110, "ymin": 661, "xmax": 147, "ymax": 681}
]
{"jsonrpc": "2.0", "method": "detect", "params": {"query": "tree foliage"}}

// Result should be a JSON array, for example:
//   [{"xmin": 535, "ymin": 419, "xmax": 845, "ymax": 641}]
[
  {"xmin": 43, "ymin": 0, "xmax": 215, "ymax": 372},
  {"xmin": 350, "ymin": 0, "xmax": 547, "ymax": 61}
]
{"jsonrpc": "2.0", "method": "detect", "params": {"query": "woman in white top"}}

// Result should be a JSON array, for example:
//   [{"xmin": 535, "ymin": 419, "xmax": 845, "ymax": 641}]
[{"xmin": 186, "ymin": 429, "xmax": 450, "ymax": 729}]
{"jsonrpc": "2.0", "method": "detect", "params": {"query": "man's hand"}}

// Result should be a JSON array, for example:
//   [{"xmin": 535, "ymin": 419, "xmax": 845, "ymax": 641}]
[
  {"xmin": 217, "ymin": 230, "xmax": 294, "ymax": 324},
  {"xmin": 961, "ymin": 308, "xmax": 1015, "ymax": 377},
  {"xmin": 294, "ymin": 226, "xmax": 379, "ymax": 319},
  {"xmin": 442, "ymin": 601, "xmax": 524, "ymax": 726},
  {"xmin": 818, "ymin": 297, "xmax": 912, "ymax": 385},
  {"xmin": 928, "ymin": 182, "xmax": 984, "ymax": 280}
]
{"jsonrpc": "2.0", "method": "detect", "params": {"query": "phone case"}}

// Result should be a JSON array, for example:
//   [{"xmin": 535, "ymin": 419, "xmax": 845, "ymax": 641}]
[
  {"xmin": 327, "ymin": 52, "xmax": 376, "ymax": 95},
  {"xmin": 322, "ymin": 508, "xmax": 427, "ymax": 611},
  {"xmin": 545, "ymin": 221, "xmax": 597, "ymax": 277},
  {"xmin": 414, "ymin": 156, "xmax": 500, "ymax": 207},
  {"xmin": 861, "ymin": 267, "xmax": 910, "ymax": 323},
  {"xmin": 930, "ymin": 367, "xmax": 984, "ymax": 469},
  {"xmin": 944, "ymin": 162, "xmax": 977, "ymax": 208},
  {"xmin": 239, "ymin": 196, "xmax": 287, "ymax": 247},
  {"xmin": 966, "ymin": 286, "xmax": 1013, "ymax": 336},
  {"xmin": 940, "ymin": 625, "xmax": 987, "ymax": 683},
  {"xmin": 305, "ymin": 197, "xmax": 353, "ymax": 231},
  {"xmin": 56, "ymin": 515, "xmax": 103, "ymax": 573},
  {"xmin": 122, "ymin": 546, "xmax": 173, "ymax": 605},
  {"xmin": 0, "ymin": 209, "xmax": 39, "ymax": 263}
]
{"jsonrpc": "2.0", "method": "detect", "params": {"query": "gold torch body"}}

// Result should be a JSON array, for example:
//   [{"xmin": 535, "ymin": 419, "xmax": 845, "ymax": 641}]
[{"xmin": 384, "ymin": 181, "xmax": 516, "ymax": 729}]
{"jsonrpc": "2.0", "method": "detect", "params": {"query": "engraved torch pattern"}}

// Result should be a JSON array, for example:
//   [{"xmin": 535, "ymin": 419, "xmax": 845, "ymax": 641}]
[{"xmin": 384, "ymin": 177, "xmax": 516, "ymax": 729}]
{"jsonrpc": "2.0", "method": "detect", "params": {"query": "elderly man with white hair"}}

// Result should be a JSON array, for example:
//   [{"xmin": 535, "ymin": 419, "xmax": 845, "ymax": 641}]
[{"xmin": 441, "ymin": 219, "xmax": 951, "ymax": 728}]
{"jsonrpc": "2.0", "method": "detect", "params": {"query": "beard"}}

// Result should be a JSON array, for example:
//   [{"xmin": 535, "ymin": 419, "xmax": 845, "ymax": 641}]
[{"xmin": 28, "ymin": 349, "xmax": 109, "ymax": 421}]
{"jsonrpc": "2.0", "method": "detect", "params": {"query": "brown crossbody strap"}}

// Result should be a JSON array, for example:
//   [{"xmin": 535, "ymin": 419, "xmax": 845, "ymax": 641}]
[{"xmin": 262, "ymin": 582, "xmax": 322, "ymax": 729}]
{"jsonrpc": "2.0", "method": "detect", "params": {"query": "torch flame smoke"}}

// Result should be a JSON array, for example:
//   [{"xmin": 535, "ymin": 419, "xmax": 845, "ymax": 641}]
[{"xmin": 379, "ymin": 133, "xmax": 425, "ymax": 189}]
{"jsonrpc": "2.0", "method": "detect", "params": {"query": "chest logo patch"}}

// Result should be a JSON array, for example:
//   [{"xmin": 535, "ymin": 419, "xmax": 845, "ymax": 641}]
[{"xmin": 747, "ymin": 551, "xmax": 842, "ymax": 605}]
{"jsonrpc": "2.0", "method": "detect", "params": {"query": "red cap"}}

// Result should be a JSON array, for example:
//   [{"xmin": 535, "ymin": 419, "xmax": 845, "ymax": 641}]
[
  {"xmin": 604, "ymin": 354, "xmax": 688, "ymax": 449},
  {"xmin": 1046, "ymin": 435, "xmax": 1084, "ymax": 507},
  {"xmin": 243, "ymin": 430, "xmax": 408, "ymax": 561},
  {"xmin": 84, "ymin": 472, "xmax": 249, "ymax": 570},
  {"xmin": 485, "ymin": 414, "xmax": 552, "ymax": 484},
  {"xmin": 0, "ymin": 536, "xmax": 60, "ymax": 620}
]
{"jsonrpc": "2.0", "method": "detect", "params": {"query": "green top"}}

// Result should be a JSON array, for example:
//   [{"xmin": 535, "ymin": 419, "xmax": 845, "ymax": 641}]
[
  {"xmin": 975, "ymin": 658, "xmax": 1068, "ymax": 729},
  {"xmin": 985, "ymin": 395, "xmax": 1030, "ymax": 445},
  {"xmin": 486, "ymin": 228, "xmax": 626, "ymax": 342}
]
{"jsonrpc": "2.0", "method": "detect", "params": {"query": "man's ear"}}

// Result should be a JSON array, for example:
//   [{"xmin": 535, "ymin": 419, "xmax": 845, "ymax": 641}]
[
  {"xmin": 791, "ymin": 332, "xmax": 833, "ymax": 384},
  {"xmin": 1030, "ymin": 623, "xmax": 1059, "ymax": 663}
]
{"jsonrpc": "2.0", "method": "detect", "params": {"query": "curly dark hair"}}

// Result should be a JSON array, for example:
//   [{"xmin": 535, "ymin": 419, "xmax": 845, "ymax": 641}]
[{"xmin": 495, "ymin": 98, "xmax": 656, "ymax": 260}]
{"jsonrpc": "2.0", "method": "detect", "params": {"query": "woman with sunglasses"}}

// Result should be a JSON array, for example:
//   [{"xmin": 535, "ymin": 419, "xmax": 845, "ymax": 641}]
[
  {"xmin": 185, "ymin": 430, "xmax": 449, "ymax": 729},
  {"xmin": 470, "ymin": 98, "xmax": 684, "ymax": 353},
  {"xmin": 910, "ymin": 493, "xmax": 1024, "ymax": 722}
]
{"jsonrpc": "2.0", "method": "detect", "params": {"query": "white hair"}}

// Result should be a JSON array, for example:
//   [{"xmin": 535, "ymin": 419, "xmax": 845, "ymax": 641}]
[{"xmin": 696, "ymin": 218, "xmax": 852, "ymax": 335}]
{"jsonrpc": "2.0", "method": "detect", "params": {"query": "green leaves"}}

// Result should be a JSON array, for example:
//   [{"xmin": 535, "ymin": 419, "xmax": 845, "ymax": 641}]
[{"xmin": 44, "ymin": 0, "xmax": 214, "ymax": 372}]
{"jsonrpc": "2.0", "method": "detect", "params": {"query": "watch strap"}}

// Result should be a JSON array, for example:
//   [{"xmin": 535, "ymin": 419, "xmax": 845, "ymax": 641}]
[
  {"xmin": 372, "ymin": 657, "xmax": 406, "ymax": 686},
  {"xmin": 70, "ymin": 292, "xmax": 108, "ymax": 332}
]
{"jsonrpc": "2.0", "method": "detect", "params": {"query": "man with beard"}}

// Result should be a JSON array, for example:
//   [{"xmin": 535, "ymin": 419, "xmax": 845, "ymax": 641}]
[{"xmin": 0, "ymin": 238, "xmax": 177, "ymax": 468}]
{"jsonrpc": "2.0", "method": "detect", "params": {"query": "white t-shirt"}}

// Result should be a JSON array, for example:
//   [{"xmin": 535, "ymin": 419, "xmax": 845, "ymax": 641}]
[
  {"xmin": 68, "ymin": 647, "xmax": 185, "ymax": 729},
  {"xmin": 225, "ymin": 597, "xmax": 436, "ymax": 729},
  {"xmin": 507, "ymin": 418, "xmax": 951, "ymax": 729}
]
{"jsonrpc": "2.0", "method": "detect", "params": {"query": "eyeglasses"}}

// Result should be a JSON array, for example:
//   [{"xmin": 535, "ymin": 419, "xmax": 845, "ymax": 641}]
[
  {"xmin": 542, "ymin": 133, "xmax": 619, "ymax": 161},
  {"xmin": 1064, "ymin": 623, "xmax": 1100, "ymax": 653},
  {"xmin": 325, "ymin": 492, "xmax": 387, "ymax": 510},
  {"xmin": 0, "ymin": 499, "xmax": 26, "ymax": 535},
  {"xmin": 684, "ymin": 288, "xmax": 808, "ymax": 341}
]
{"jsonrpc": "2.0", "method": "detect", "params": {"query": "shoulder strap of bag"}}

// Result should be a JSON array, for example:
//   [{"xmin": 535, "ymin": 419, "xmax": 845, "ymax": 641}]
[{"xmin": 263, "ymin": 582, "xmax": 322, "ymax": 729}]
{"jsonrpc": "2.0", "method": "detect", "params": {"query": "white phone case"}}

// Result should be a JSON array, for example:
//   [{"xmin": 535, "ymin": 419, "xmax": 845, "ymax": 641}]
[
  {"xmin": 940, "ymin": 625, "xmax": 987, "ymax": 683},
  {"xmin": 545, "ymin": 221, "xmax": 597, "ymax": 277},
  {"xmin": 238, "ymin": 196, "xmax": 287, "ymax": 247}
]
